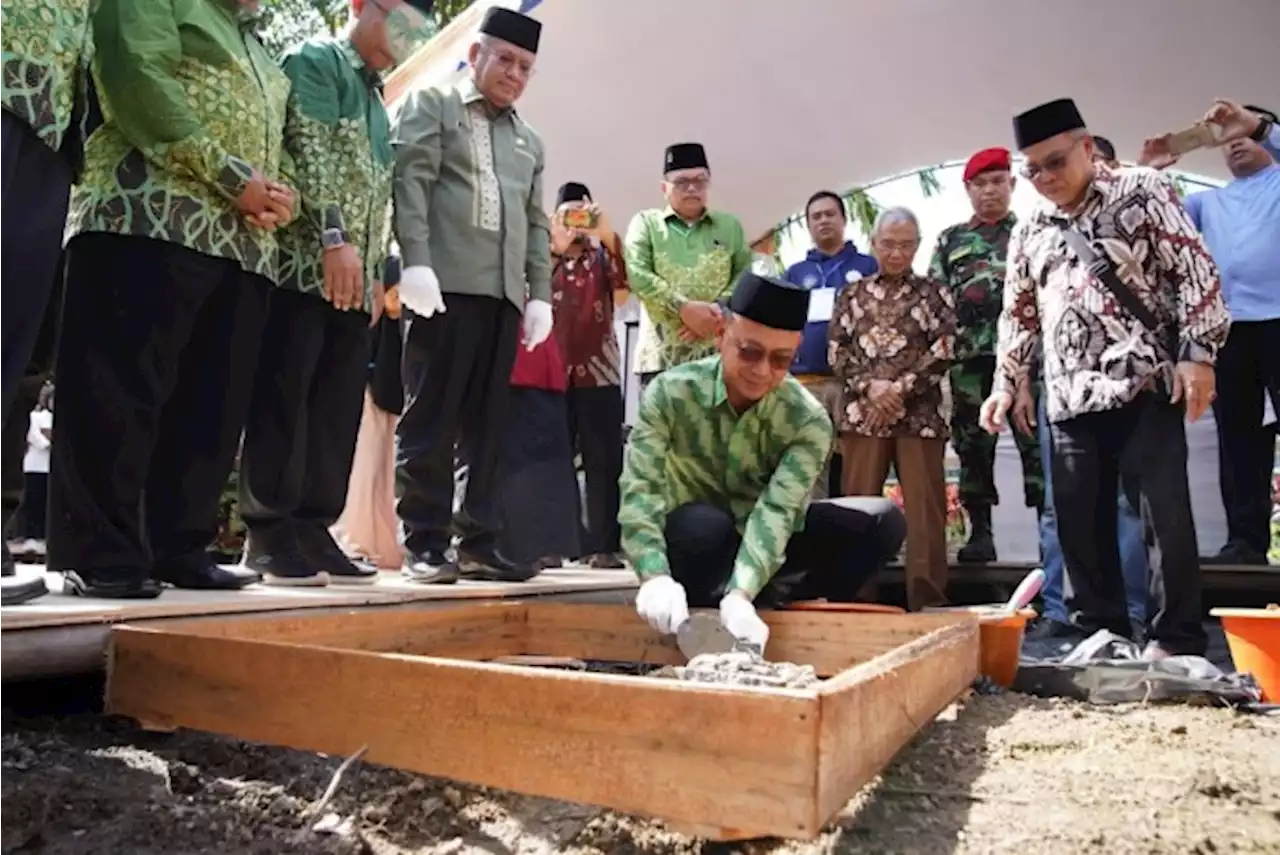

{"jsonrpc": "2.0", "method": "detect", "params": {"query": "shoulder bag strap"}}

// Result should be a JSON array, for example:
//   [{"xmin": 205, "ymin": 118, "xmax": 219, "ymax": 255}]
[{"xmin": 1052, "ymin": 218, "xmax": 1161, "ymax": 333}]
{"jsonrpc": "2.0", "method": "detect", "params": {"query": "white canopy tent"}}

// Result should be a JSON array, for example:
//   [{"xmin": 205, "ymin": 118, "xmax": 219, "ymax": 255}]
[{"xmin": 386, "ymin": 0, "xmax": 1278, "ymax": 241}]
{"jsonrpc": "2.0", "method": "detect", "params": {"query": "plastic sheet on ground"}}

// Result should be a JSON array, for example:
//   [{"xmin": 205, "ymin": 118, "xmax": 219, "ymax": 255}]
[{"xmin": 1013, "ymin": 630, "xmax": 1276, "ymax": 713}]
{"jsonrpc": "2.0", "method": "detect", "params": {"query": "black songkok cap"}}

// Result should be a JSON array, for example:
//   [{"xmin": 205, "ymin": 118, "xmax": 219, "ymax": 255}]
[
  {"xmin": 1091, "ymin": 135, "xmax": 1116, "ymax": 161},
  {"xmin": 725, "ymin": 271, "xmax": 810, "ymax": 332},
  {"xmin": 1013, "ymin": 98, "xmax": 1086, "ymax": 149},
  {"xmin": 479, "ymin": 7, "xmax": 541, "ymax": 54},
  {"xmin": 1245, "ymin": 104, "xmax": 1278, "ymax": 125},
  {"xmin": 664, "ymin": 142, "xmax": 708, "ymax": 174},
  {"xmin": 555, "ymin": 181, "xmax": 591, "ymax": 206}
]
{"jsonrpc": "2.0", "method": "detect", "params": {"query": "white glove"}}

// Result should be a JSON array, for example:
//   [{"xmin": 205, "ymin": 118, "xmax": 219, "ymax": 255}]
[
  {"xmin": 399, "ymin": 265, "xmax": 446, "ymax": 318},
  {"xmin": 719, "ymin": 590, "xmax": 770, "ymax": 651},
  {"xmin": 522, "ymin": 298, "xmax": 553, "ymax": 351},
  {"xmin": 635, "ymin": 575, "xmax": 689, "ymax": 635}
]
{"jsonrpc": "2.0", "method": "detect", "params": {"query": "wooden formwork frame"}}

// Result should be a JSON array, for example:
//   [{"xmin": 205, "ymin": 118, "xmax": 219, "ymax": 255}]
[{"xmin": 105, "ymin": 602, "xmax": 979, "ymax": 841}]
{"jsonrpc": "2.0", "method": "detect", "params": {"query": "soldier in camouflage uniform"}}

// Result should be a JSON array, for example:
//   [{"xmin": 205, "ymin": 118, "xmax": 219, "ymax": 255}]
[{"xmin": 929, "ymin": 147, "xmax": 1043, "ymax": 563}]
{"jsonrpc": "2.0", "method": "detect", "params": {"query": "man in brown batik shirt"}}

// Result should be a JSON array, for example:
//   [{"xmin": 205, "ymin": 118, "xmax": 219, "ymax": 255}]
[
  {"xmin": 548, "ymin": 181, "xmax": 630, "ymax": 566},
  {"xmin": 829, "ymin": 206, "xmax": 956, "ymax": 610}
]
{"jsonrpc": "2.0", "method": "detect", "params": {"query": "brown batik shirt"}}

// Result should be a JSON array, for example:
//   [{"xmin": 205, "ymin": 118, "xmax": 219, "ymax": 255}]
[
  {"xmin": 550, "ymin": 235, "xmax": 630, "ymax": 387},
  {"xmin": 995, "ymin": 165, "xmax": 1230, "ymax": 424},
  {"xmin": 828, "ymin": 271, "xmax": 956, "ymax": 439}
]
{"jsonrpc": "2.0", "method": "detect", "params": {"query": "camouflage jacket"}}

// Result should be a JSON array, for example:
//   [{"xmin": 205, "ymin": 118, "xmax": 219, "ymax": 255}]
[
  {"xmin": 928, "ymin": 212, "xmax": 1016, "ymax": 361},
  {"xmin": 618, "ymin": 356, "xmax": 833, "ymax": 598}
]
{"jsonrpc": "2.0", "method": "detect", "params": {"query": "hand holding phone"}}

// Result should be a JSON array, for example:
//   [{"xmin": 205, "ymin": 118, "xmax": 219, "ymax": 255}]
[
  {"xmin": 1165, "ymin": 121, "xmax": 1222, "ymax": 157},
  {"xmin": 562, "ymin": 207, "xmax": 598, "ymax": 230}
]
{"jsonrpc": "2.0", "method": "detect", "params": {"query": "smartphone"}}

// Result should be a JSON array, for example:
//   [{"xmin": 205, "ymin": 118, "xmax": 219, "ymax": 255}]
[
  {"xmin": 1165, "ymin": 122, "xmax": 1221, "ymax": 157},
  {"xmin": 562, "ymin": 208, "xmax": 597, "ymax": 230}
]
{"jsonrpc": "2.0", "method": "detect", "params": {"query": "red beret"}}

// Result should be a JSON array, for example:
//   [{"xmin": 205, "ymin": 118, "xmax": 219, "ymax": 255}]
[{"xmin": 963, "ymin": 147, "xmax": 1011, "ymax": 182}]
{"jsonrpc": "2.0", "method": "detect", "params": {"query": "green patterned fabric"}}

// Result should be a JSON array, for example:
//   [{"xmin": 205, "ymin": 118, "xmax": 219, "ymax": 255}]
[
  {"xmin": 928, "ymin": 213, "xmax": 1017, "ymax": 361},
  {"xmin": 391, "ymin": 76, "xmax": 552, "ymax": 311},
  {"xmin": 623, "ymin": 208, "xmax": 752, "ymax": 374},
  {"xmin": 68, "ymin": 0, "xmax": 292, "ymax": 281},
  {"xmin": 619, "ymin": 356, "xmax": 834, "ymax": 598},
  {"xmin": 275, "ymin": 39, "xmax": 392, "ymax": 309},
  {"xmin": 0, "ymin": 0, "xmax": 93, "ymax": 153}
]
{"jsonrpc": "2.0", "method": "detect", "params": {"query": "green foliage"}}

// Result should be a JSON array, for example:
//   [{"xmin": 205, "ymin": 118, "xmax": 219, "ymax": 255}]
[
  {"xmin": 257, "ymin": 0, "xmax": 477, "ymax": 57},
  {"xmin": 917, "ymin": 165, "xmax": 942, "ymax": 198}
]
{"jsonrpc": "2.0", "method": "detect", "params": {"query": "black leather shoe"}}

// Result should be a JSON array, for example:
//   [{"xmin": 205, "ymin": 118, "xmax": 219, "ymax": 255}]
[
  {"xmin": 1204, "ymin": 541, "xmax": 1269, "ymax": 566},
  {"xmin": 63, "ymin": 570, "xmax": 163, "ymax": 599},
  {"xmin": 402, "ymin": 550, "xmax": 459, "ymax": 584},
  {"xmin": 153, "ymin": 554, "xmax": 260, "ymax": 590},
  {"xmin": 300, "ymin": 526, "xmax": 378, "ymax": 585},
  {"xmin": 456, "ymin": 544, "xmax": 538, "ymax": 582},
  {"xmin": 1, "ymin": 574, "xmax": 49, "ymax": 605}
]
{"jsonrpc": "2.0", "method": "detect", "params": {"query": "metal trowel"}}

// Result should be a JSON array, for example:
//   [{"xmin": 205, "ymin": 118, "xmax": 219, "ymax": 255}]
[{"xmin": 675, "ymin": 613, "xmax": 763, "ymax": 660}]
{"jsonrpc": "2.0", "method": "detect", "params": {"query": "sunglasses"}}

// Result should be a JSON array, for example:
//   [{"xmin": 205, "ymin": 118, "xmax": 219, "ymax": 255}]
[
  {"xmin": 1021, "ymin": 137, "xmax": 1083, "ymax": 180},
  {"xmin": 731, "ymin": 337, "xmax": 796, "ymax": 371}
]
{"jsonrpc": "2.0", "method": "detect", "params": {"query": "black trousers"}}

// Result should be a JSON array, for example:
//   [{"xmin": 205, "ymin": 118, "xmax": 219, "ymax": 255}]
[
  {"xmin": 239, "ymin": 289, "xmax": 369, "ymax": 553},
  {"xmin": 1050, "ymin": 393, "xmax": 1204, "ymax": 652},
  {"xmin": 497, "ymin": 387, "xmax": 582, "ymax": 564},
  {"xmin": 566, "ymin": 384, "xmax": 624, "ymax": 555},
  {"xmin": 1212, "ymin": 319, "xmax": 1280, "ymax": 557},
  {"xmin": 18, "ymin": 472, "xmax": 48, "ymax": 539},
  {"xmin": 48, "ymin": 234, "xmax": 271, "ymax": 581},
  {"xmin": 663, "ymin": 497, "xmax": 907, "ymax": 608},
  {"xmin": 1, "ymin": 113, "xmax": 72, "ymax": 421},
  {"xmin": 397, "ymin": 294, "xmax": 520, "ymax": 555}
]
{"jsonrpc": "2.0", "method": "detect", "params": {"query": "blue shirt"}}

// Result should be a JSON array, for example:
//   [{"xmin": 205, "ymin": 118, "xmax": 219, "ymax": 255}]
[
  {"xmin": 783, "ymin": 241, "xmax": 878, "ymax": 374},
  {"xmin": 1183, "ymin": 125, "xmax": 1280, "ymax": 322}
]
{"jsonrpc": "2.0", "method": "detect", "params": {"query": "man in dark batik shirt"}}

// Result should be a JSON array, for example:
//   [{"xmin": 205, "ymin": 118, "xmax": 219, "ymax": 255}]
[{"xmin": 548, "ymin": 181, "xmax": 630, "ymax": 567}]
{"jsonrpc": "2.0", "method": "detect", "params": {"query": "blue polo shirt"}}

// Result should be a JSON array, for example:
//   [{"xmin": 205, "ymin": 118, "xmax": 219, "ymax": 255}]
[
  {"xmin": 783, "ymin": 241, "xmax": 878, "ymax": 375},
  {"xmin": 1183, "ymin": 125, "xmax": 1280, "ymax": 322}
]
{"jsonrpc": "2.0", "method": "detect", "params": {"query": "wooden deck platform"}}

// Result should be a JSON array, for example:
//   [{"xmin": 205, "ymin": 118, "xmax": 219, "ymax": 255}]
[{"xmin": 0, "ymin": 565, "xmax": 638, "ymax": 681}]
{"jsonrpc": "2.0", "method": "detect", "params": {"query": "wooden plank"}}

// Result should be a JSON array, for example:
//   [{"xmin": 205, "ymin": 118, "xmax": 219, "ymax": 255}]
[
  {"xmin": 814, "ymin": 618, "xmax": 980, "ymax": 823},
  {"xmin": 106, "ymin": 627, "xmax": 821, "ymax": 840},
  {"xmin": 1, "ymin": 568, "xmax": 636, "ymax": 631}
]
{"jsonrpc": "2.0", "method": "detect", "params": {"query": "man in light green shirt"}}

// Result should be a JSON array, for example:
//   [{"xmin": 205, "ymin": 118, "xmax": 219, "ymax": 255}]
[
  {"xmin": 624, "ymin": 142, "xmax": 752, "ymax": 388},
  {"xmin": 391, "ymin": 6, "xmax": 552, "ymax": 585},
  {"xmin": 620, "ymin": 272, "xmax": 907, "ymax": 653}
]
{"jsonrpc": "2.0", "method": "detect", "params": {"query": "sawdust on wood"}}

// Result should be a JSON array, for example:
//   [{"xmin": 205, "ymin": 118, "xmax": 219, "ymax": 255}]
[{"xmin": 3, "ymin": 694, "xmax": 1278, "ymax": 854}]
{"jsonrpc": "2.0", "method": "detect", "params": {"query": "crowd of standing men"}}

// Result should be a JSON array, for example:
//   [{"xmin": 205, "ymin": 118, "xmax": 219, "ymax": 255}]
[{"xmin": 2, "ymin": 2, "xmax": 1277, "ymax": 663}]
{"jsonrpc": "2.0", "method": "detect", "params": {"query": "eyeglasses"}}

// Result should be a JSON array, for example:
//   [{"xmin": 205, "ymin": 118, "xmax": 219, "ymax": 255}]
[
  {"xmin": 1021, "ymin": 137, "xmax": 1083, "ymax": 180},
  {"xmin": 874, "ymin": 239, "xmax": 918, "ymax": 254},
  {"xmin": 483, "ymin": 47, "xmax": 536, "ymax": 79},
  {"xmin": 667, "ymin": 176, "xmax": 709, "ymax": 192},
  {"xmin": 730, "ymin": 336, "xmax": 796, "ymax": 371}
]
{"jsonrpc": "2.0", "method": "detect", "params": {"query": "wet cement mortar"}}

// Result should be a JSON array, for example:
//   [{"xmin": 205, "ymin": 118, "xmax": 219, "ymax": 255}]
[{"xmin": 3, "ymin": 687, "xmax": 1280, "ymax": 854}]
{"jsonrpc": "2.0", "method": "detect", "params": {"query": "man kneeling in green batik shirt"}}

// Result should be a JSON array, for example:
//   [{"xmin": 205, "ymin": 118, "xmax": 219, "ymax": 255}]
[
  {"xmin": 620, "ymin": 272, "xmax": 907, "ymax": 655},
  {"xmin": 238, "ymin": 0, "xmax": 433, "ymax": 588}
]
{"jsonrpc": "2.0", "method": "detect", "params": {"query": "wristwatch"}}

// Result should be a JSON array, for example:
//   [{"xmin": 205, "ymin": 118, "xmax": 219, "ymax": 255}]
[
  {"xmin": 321, "ymin": 228, "xmax": 348, "ymax": 249},
  {"xmin": 1249, "ymin": 116, "xmax": 1272, "ymax": 142}
]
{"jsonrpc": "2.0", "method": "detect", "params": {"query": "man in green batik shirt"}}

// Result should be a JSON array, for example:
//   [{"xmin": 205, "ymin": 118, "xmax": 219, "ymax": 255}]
[
  {"xmin": 624, "ymin": 142, "xmax": 752, "ymax": 392},
  {"xmin": 391, "ymin": 7, "xmax": 553, "ymax": 585},
  {"xmin": 48, "ymin": 0, "xmax": 297, "ymax": 600},
  {"xmin": 929, "ymin": 146, "xmax": 1043, "ymax": 563},
  {"xmin": 0, "ymin": 0, "xmax": 97, "ymax": 605},
  {"xmin": 238, "ymin": 0, "xmax": 432, "ymax": 588},
  {"xmin": 620, "ymin": 271, "xmax": 907, "ymax": 653}
]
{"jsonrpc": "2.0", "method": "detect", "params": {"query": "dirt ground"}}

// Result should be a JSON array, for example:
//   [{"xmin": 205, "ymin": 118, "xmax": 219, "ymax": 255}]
[{"xmin": 3, "ymin": 692, "xmax": 1279, "ymax": 855}]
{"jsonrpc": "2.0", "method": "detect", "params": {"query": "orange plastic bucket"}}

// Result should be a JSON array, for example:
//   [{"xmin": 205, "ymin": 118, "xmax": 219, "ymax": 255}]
[
  {"xmin": 1210, "ymin": 605, "xmax": 1280, "ymax": 703},
  {"xmin": 783, "ymin": 600, "xmax": 906, "ymax": 614},
  {"xmin": 925, "ymin": 606, "xmax": 1036, "ymax": 687}
]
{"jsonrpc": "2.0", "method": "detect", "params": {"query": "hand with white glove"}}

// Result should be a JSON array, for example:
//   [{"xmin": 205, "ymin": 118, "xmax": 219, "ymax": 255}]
[
  {"xmin": 522, "ymin": 298, "xmax": 553, "ymax": 351},
  {"xmin": 635, "ymin": 574, "xmax": 689, "ymax": 635},
  {"xmin": 719, "ymin": 589, "xmax": 770, "ymax": 652},
  {"xmin": 399, "ymin": 265, "xmax": 446, "ymax": 318}
]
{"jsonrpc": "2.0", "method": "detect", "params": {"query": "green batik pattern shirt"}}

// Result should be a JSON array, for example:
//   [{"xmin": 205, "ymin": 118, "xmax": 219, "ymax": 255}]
[
  {"xmin": 391, "ymin": 75, "xmax": 552, "ymax": 311},
  {"xmin": 927, "ymin": 213, "xmax": 1017, "ymax": 361},
  {"xmin": 275, "ymin": 39, "xmax": 392, "ymax": 310},
  {"xmin": 619, "ymin": 356, "xmax": 834, "ymax": 599},
  {"xmin": 624, "ymin": 208, "xmax": 752, "ymax": 374},
  {"xmin": 68, "ymin": 0, "xmax": 292, "ymax": 281},
  {"xmin": 1, "ymin": 0, "xmax": 93, "ymax": 154}
]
